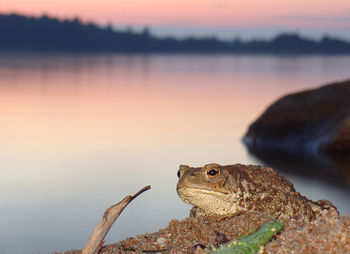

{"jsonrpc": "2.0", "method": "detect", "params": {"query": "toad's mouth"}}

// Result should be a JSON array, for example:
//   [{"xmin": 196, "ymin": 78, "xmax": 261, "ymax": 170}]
[
  {"xmin": 176, "ymin": 186, "xmax": 232, "ymax": 194},
  {"xmin": 177, "ymin": 187, "xmax": 228, "ymax": 195}
]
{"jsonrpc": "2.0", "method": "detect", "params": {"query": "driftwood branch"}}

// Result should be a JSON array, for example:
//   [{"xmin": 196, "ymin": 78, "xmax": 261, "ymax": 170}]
[{"xmin": 82, "ymin": 185, "xmax": 151, "ymax": 254}]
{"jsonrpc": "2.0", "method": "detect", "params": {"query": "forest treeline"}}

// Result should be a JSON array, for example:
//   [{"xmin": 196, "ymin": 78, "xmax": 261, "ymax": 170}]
[{"xmin": 1, "ymin": 13, "xmax": 350, "ymax": 53}]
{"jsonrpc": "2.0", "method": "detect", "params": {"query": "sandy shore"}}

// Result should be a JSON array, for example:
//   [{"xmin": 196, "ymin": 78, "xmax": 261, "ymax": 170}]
[{"xmin": 58, "ymin": 207, "xmax": 349, "ymax": 254}]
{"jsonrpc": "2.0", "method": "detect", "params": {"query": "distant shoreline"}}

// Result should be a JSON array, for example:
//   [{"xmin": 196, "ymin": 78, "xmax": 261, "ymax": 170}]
[
  {"xmin": 2, "ymin": 13, "xmax": 350, "ymax": 54},
  {"xmin": 2, "ymin": 49, "xmax": 350, "ymax": 56}
]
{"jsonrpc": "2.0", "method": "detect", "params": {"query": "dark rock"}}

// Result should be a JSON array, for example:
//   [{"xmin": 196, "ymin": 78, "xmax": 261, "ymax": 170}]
[
  {"xmin": 243, "ymin": 80, "xmax": 350, "ymax": 153},
  {"xmin": 214, "ymin": 231, "xmax": 229, "ymax": 246}
]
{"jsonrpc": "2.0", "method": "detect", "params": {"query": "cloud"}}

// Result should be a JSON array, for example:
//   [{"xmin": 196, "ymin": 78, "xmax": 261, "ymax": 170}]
[
  {"xmin": 282, "ymin": 15, "xmax": 350, "ymax": 22},
  {"xmin": 280, "ymin": 11, "xmax": 350, "ymax": 23}
]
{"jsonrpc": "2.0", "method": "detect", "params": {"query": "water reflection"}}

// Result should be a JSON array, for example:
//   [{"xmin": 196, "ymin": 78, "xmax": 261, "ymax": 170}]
[{"xmin": 245, "ymin": 145, "xmax": 350, "ymax": 189}]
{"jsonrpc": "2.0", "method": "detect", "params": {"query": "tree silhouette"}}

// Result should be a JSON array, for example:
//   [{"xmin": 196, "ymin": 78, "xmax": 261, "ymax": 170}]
[{"xmin": 0, "ymin": 13, "xmax": 350, "ymax": 53}]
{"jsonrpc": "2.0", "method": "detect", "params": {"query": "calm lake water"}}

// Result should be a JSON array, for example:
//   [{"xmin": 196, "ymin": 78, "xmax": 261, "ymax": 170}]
[{"xmin": 0, "ymin": 53, "xmax": 350, "ymax": 254}]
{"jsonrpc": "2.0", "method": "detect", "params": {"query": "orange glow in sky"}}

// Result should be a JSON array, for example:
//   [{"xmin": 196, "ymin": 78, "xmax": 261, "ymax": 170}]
[{"xmin": 2, "ymin": 0, "xmax": 350, "ymax": 28}]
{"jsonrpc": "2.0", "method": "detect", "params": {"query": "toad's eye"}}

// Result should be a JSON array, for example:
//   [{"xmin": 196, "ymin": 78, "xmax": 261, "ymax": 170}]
[
  {"xmin": 207, "ymin": 168, "xmax": 219, "ymax": 178},
  {"xmin": 177, "ymin": 170, "xmax": 181, "ymax": 178}
]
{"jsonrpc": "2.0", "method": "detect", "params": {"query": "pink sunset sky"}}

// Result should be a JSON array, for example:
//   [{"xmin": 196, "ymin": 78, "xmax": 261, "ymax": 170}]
[{"xmin": 2, "ymin": 0, "xmax": 350, "ymax": 39}]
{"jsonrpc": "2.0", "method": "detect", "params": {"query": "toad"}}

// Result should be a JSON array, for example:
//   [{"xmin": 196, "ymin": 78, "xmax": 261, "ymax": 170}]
[{"xmin": 176, "ymin": 163, "xmax": 337, "ymax": 221}]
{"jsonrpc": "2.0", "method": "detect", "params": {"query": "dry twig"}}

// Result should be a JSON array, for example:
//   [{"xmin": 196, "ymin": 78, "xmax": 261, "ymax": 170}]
[{"xmin": 82, "ymin": 185, "xmax": 151, "ymax": 254}]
